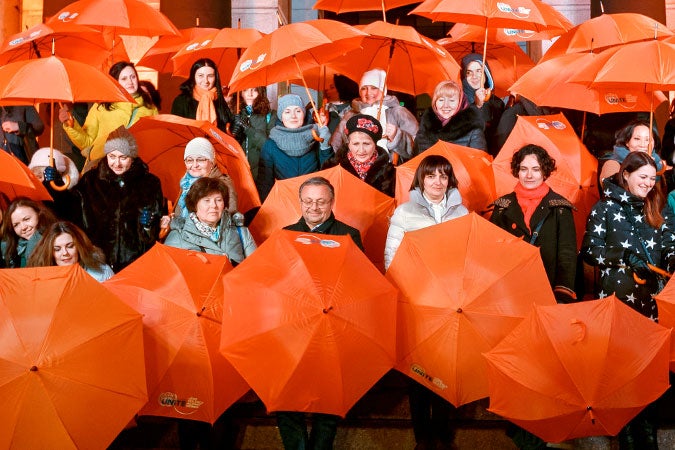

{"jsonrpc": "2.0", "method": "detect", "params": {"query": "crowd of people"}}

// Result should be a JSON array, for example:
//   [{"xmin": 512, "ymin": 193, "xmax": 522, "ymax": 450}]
[{"xmin": 2, "ymin": 53, "xmax": 675, "ymax": 450}]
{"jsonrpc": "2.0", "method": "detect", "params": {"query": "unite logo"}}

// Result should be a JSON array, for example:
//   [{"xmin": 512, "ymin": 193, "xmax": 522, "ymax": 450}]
[
  {"xmin": 239, "ymin": 53, "xmax": 267, "ymax": 72},
  {"xmin": 57, "ymin": 12, "xmax": 79, "ymax": 22},
  {"xmin": 186, "ymin": 39, "xmax": 212, "ymax": 52},
  {"xmin": 497, "ymin": 3, "xmax": 532, "ymax": 19},
  {"xmin": 411, "ymin": 364, "xmax": 448, "ymax": 390},
  {"xmin": 158, "ymin": 392, "xmax": 204, "ymax": 415},
  {"xmin": 604, "ymin": 93, "xmax": 638, "ymax": 110}
]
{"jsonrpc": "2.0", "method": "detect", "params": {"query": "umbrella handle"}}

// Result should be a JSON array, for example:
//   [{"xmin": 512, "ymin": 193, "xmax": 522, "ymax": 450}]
[
  {"xmin": 49, "ymin": 175, "xmax": 70, "ymax": 191},
  {"xmin": 311, "ymin": 128, "xmax": 323, "ymax": 142},
  {"xmin": 158, "ymin": 200, "xmax": 174, "ymax": 240},
  {"xmin": 633, "ymin": 264, "xmax": 672, "ymax": 285}
]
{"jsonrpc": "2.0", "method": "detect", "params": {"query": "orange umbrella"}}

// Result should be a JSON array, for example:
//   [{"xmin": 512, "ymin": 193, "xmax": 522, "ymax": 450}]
[
  {"xmin": 388, "ymin": 212, "xmax": 556, "ymax": 406},
  {"xmin": 137, "ymin": 26, "xmax": 218, "ymax": 73},
  {"xmin": 248, "ymin": 165, "xmax": 395, "ymax": 271},
  {"xmin": 104, "ymin": 244, "xmax": 249, "ymax": 423},
  {"xmin": 394, "ymin": 141, "xmax": 495, "ymax": 215},
  {"xmin": 542, "ymin": 13, "xmax": 673, "ymax": 62},
  {"xmin": 228, "ymin": 19, "xmax": 366, "ymax": 117},
  {"xmin": 0, "ymin": 150, "xmax": 52, "ymax": 201},
  {"xmin": 47, "ymin": 0, "xmax": 179, "ymax": 38},
  {"xmin": 0, "ymin": 22, "xmax": 111, "ymax": 69},
  {"xmin": 508, "ymin": 52, "xmax": 667, "ymax": 115},
  {"xmin": 0, "ymin": 265, "xmax": 147, "ymax": 449},
  {"xmin": 313, "ymin": 0, "xmax": 422, "ymax": 22},
  {"xmin": 492, "ymin": 113, "xmax": 599, "ymax": 249},
  {"xmin": 654, "ymin": 279, "xmax": 675, "ymax": 372},
  {"xmin": 446, "ymin": 22, "xmax": 563, "ymax": 43},
  {"xmin": 220, "ymin": 229, "xmax": 397, "ymax": 416},
  {"xmin": 172, "ymin": 27, "xmax": 265, "ymax": 79},
  {"xmin": 437, "ymin": 37, "xmax": 534, "ymax": 98},
  {"xmin": 485, "ymin": 296, "xmax": 671, "ymax": 442},
  {"xmin": 329, "ymin": 21, "xmax": 461, "ymax": 96},
  {"xmin": 129, "ymin": 114, "xmax": 260, "ymax": 214}
]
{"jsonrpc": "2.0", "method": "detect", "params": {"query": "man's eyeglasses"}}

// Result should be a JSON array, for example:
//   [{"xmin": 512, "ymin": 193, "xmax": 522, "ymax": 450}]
[
  {"xmin": 300, "ymin": 198, "xmax": 331, "ymax": 208},
  {"xmin": 185, "ymin": 157, "xmax": 210, "ymax": 165}
]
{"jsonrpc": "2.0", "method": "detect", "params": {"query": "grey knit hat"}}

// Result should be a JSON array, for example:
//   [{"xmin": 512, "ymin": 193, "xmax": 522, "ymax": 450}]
[
  {"xmin": 104, "ymin": 125, "xmax": 138, "ymax": 158},
  {"xmin": 277, "ymin": 94, "xmax": 304, "ymax": 120}
]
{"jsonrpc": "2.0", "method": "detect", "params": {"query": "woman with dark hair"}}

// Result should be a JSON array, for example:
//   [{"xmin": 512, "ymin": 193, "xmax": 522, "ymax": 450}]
[
  {"xmin": 582, "ymin": 151, "xmax": 673, "ymax": 449},
  {"xmin": 321, "ymin": 114, "xmax": 395, "ymax": 196},
  {"xmin": 490, "ymin": 144, "xmax": 577, "ymax": 303},
  {"xmin": 599, "ymin": 119, "xmax": 665, "ymax": 182},
  {"xmin": 414, "ymin": 80, "xmax": 486, "ymax": 154},
  {"xmin": 384, "ymin": 154, "xmax": 468, "ymax": 449},
  {"xmin": 385, "ymin": 154, "xmax": 468, "ymax": 269},
  {"xmin": 27, "ymin": 221, "xmax": 113, "ymax": 282},
  {"xmin": 1, "ymin": 197, "xmax": 57, "ymax": 268},
  {"xmin": 171, "ymin": 58, "xmax": 234, "ymax": 134},
  {"xmin": 229, "ymin": 86, "xmax": 276, "ymax": 180},
  {"xmin": 165, "ymin": 177, "xmax": 256, "ymax": 265},
  {"xmin": 59, "ymin": 61, "xmax": 158, "ymax": 165}
]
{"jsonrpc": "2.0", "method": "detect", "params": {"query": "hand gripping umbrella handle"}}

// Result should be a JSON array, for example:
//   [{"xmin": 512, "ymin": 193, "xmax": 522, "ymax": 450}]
[
  {"xmin": 158, "ymin": 200, "xmax": 174, "ymax": 240},
  {"xmin": 632, "ymin": 263, "xmax": 672, "ymax": 284}
]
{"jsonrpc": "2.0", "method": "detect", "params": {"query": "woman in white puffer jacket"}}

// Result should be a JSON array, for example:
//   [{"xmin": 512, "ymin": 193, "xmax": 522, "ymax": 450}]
[{"xmin": 384, "ymin": 154, "xmax": 468, "ymax": 270}]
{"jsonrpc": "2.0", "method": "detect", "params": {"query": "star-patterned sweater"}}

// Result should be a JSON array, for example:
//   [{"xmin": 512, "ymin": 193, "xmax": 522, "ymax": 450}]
[{"xmin": 581, "ymin": 176, "xmax": 675, "ymax": 320}]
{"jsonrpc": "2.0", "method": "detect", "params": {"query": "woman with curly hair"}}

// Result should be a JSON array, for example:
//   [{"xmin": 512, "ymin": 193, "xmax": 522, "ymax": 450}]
[{"xmin": 28, "ymin": 221, "xmax": 114, "ymax": 282}]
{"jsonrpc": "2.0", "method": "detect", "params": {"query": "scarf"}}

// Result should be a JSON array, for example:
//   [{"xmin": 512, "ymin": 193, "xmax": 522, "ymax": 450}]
[
  {"xmin": 269, "ymin": 124, "xmax": 317, "ymax": 156},
  {"xmin": 347, "ymin": 150, "xmax": 377, "ymax": 180},
  {"xmin": 514, "ymin": 182, "xmax": 550, "ymax": 232},
  {"xmin": 177, "ymin": 172, "xmax": 200, "ymax": 218},
  {"xmin": 192, "ymin": 86, "xmax": 218, "ymax": 124},
  {"xmin": 189, "ymin": 212, "xmax": 221, "ymax": 243}
]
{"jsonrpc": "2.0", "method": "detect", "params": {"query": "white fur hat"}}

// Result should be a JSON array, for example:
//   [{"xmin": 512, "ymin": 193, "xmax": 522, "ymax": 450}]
[
  {"xmin": 184, "ymin": 137, "xmax": 215, "ymax": 162},
  {"xmin": 29, "ymin": 148, "xmax": 80, "ymax": 188}
]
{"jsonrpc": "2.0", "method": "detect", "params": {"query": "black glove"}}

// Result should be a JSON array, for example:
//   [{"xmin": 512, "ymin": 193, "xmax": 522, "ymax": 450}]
[
  {"xmin": 624, "ymin": 250, "xmax": 651, "ymax": 280},
  {"xmin": 667, "ymin": 255, "xmax": 675, "ymax": 274},
  {"xmin": 139, "ymin": 207, "xmax": 153, "ymax": 229},
  {"xmin": 44, "ymin": 166, "xmax": 58, "ymax": 182},
  {"xmin": 231, "ymin": 113, "xmax": 250, "ymax": 140}
]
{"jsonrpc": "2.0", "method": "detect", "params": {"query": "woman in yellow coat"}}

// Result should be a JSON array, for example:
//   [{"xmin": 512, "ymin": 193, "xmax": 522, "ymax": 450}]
[{"xmin": 59, "ymin": 61, "xmax": 158, "ymax": 165}]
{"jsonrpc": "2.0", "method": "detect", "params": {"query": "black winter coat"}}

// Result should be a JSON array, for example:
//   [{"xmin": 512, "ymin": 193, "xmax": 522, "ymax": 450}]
[
  {"xmin": 582, "ymin": 176, "xmax": 675, "ymax": 320},
  {"xmin": 414, "ymin": 106, "xmax": 487, "ymax": 155},
  {"xmin": 490, "ymin": 189, "xmax": 577, "ymax": 300},
  {"xmin": 321, "ymin": 145, "xmax": 395, "ymax": 197},
  {"xmin": 73, "ymin": 158, "xmax": 164, "ymax": 272},
  {"xmin": 284, "ymin": 213, "xmax": 364, "ymax": 251}
]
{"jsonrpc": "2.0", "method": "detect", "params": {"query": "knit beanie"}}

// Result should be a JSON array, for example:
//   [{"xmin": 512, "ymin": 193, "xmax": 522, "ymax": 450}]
[
  {"xmin": 184, "ymin": 137, "xmax": 215, "ymax": 162},
  {"xmin": 345, "ymin": 114, "xmax": 383, "ymax": 143},
  {"xmin": 277, "ymin": 94, "xmax": 304, "ymax": 120},
  {"xmin": 359, "ymin": 68, "xmax": 387, "ymax": 92},
  {"xmin": 104, "ymin": 125, "xmax": 138, "ymax": 157}
]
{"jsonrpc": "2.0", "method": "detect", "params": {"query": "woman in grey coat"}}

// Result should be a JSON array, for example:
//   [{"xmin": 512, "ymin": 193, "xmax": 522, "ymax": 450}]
[{"xmin": 165, "ymin": 177, "xmax": 256, "ymax": 266}]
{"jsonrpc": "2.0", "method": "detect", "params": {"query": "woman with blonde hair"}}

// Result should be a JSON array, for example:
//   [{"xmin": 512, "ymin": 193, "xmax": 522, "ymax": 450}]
[{"xmin": 414, "ymin": 80, "xmax": 486, "ymax": 154}]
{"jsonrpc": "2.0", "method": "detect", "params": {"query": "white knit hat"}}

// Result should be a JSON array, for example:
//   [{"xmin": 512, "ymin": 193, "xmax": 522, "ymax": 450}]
[
  {"xmin": 28, "ymin": 147, "xmax": 80, "ymax": 187},
  {"xmin": 184, "ymin": 137, "xmax": 215, "ymax": 162},
  {"xmin": 359, "ymin": 68, "xmax": 387, "ymax": 91}
]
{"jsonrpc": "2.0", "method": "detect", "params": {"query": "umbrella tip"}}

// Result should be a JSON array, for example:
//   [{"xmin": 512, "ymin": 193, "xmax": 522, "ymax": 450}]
[
  {"xmin": 322, "ymin": 306, "xmax": 334, "ymax": 314},
  {"xmin": 30, "ymin": 365, "xmax": 38, "ymax": 372},
  {"xmin": 456, "ymin": 308, "xmax": 463, "ymax": 313}
]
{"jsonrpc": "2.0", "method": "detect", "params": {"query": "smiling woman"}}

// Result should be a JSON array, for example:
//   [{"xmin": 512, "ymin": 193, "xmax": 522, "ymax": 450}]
[{"xmin": 0, "ymin": 197, "xmax": 56, "ymax": 268}]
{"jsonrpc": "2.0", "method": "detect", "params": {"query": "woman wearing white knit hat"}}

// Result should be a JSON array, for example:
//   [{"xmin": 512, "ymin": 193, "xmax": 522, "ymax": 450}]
[
  {"xmin": 329, "ymin": 68, "xmax": 419, "ymax": 164},
  {"xmin": 159, "ymin": 136, "xmax": 238, "ymax": 232}
]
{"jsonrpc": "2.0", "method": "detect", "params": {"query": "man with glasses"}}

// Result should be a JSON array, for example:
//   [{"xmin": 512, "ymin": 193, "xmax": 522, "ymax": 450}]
[{"xmin": 283, "ymin": 176, "xmax": 363, "ymax": 251}]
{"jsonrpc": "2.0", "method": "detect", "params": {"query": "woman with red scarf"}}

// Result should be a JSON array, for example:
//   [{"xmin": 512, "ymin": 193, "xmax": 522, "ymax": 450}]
[
  {"xmin": 321, "ymin": 114, "xmax": 395, "ymax": 196},
  {"xmin": 171, "ymin": 58, "xmax": 234, "ymax": 134},
  {"xmin": 490, "ymin": 144, "xmax": 577, "ymax": 304}
]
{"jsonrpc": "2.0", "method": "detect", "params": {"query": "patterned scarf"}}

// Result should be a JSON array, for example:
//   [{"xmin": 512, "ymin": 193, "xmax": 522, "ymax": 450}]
[
  {"xmin": 347, "ymin": 151, "xmax": 377, "ymax": 180},
  {"xmin": 192, "ymin": 86, "xmax": 218, "ymax": 124},
  {"xmin": 189, "ymin": 212, "xmax": 221, "ymax": 243},
  {"xmin": 514, "ymin": 182, "xmax": 550, "ymax": 232},
  {"xmin": 177, "ymin": 172, "xmax": 199, "ymax": 218}
]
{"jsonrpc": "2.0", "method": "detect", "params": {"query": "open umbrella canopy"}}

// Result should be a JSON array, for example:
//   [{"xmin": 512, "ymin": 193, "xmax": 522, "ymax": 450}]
[
  {"xmin": 508, "ymin": 52, "xmax": 667, "ymax": 114},
  {"xmin": 0, "ymin": 22, "xmax": 111, "ymax": 69},
  {"xmin": 130, "ymin": 114, "xmax": 260, "ymax": 214},
  {"xmin": 47, "ymin": 0, "xmax": 179, "ymax": 38},
  {"xmin": 248, "ymin": 165, "xmax": 395, "ymax": 271},
  {"xmin": 446, "ymin": 22, "xmax": 563, "ymax": 43},
  {"xmin": 492, "ymin": 113, "xmax": 598, "ymax": 248},
  {"xmin": 137, "ymin": 26, "xmax": 218, "ymax": 73},
  {"xmin": 172, "ymin": 27, "xmax": 265, "ymax": 79},
  {"xmin": 0, "ymin": 265, "xmax": 147, "ymax": 449},
  {"xmin": 654, "ymin": 278, "xmax": 675, "ymax": 372},
  {"xmin": 0, "ymin": 55, "xmax": 133, "ymax": 105},
  {"xmin": 395, "ymin": 141, "xmax": 495, "ymax": 214},
  {"xmin": 228, "ymin": 19, "xmax": 366, "ymax": 92},
  {"xmin": 437, "ymin": 37, "xmax": 534, "ymax": 98},
  {"xmin": 542, "ymin": 13, "xmax": 673, "ymax": 62},
  {"xmin": 220, "ymin": 229, "xmax": 397, "ymax": 416},
  {"xmin": 329, "ymin": 21, "xmax": 461, "ymax": 96},
  {"xmin": 388, "ymin": 213, "xmax": 556, "ymax": 406},
  {"xmin": 0, "ymin": 150, "xmax": 52, "ymax": 201},
  {"xmin": 485, "ymin": 296, "xmax": 671, "ymax": 442},
  {"xmin": 105, "ymin": 244, "xmax": 249, "ymax": 423},
  {"xmin": 313, "ymin": 0, "xmax": 422, "ymax": 21}
]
